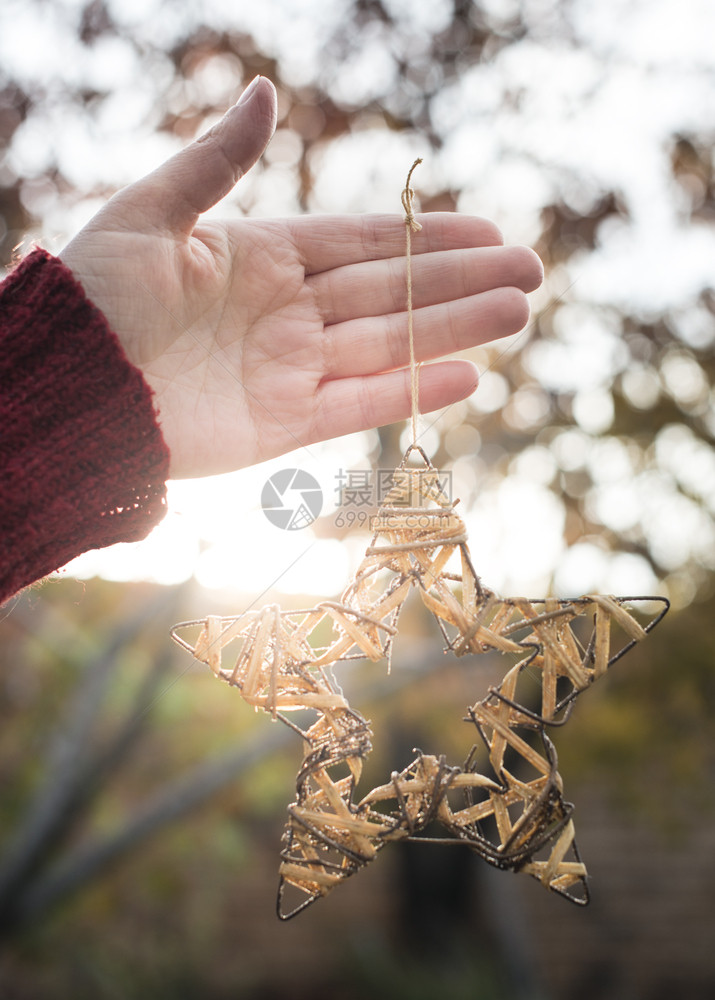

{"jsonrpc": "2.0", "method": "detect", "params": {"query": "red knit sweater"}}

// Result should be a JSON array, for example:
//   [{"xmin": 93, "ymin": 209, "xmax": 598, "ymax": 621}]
[{"xmin": 0, "ymin": 248, "xmax": 170, "ymax": 604}]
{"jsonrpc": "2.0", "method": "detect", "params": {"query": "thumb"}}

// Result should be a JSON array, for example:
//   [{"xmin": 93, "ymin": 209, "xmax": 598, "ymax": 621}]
[{"xmin": 120, "ymin": 76, "xmax": 277, "ymax": 234}]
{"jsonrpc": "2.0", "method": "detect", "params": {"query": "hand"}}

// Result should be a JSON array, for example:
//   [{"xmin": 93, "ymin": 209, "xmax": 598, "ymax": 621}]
[{"xmin": 60, "ymin": 76, "xmax": 543, "ymax": 479}]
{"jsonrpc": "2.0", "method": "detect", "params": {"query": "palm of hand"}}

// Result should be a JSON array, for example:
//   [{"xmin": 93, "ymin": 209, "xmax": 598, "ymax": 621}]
[
  {"xmin": 134, "ymin": 219, "xmax": 327, "ymax": 478},
  {"xmin": 63, "ymin": 216, "xmax": 332, "ymax": 477}
]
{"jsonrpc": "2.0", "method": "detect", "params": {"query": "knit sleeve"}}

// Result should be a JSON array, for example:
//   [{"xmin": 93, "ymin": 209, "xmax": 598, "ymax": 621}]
[{"xmin": 0, "ymin": 247, "xmax": 171, "ymax": 604}]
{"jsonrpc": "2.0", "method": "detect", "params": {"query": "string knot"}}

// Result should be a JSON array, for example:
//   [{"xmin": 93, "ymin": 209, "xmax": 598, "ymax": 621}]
[{"xmin": 401, "ymin": 158, "xmax": 423, "ymax": 233}]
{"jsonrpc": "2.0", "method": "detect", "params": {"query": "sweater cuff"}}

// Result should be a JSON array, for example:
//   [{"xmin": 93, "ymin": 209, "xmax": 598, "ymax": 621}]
[{"xmin": 0, "ymin": 247, "xmax": 171, "ymax": 603}]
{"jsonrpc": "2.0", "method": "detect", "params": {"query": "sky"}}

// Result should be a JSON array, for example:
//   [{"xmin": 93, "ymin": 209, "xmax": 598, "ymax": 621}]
[{"xmin": 2, "ymin": 0, "xmax": 714, "ymax": 603}]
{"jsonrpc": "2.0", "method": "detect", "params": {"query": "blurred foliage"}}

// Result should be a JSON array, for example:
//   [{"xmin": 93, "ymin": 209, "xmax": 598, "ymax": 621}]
[{"xmin": 2, "ymin": 0, "xmax": 715, "ymax": 997}]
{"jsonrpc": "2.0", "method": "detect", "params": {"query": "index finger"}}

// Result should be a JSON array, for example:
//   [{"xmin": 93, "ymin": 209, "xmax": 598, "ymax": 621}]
[{"xmin": 286, "ymin": 212, "xmax": 504, "ymax": 276}]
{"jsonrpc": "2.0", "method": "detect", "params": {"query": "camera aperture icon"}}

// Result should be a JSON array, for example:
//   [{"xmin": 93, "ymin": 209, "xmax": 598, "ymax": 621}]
[{"xmin": 261, "ymin": 468, "xmax": 323, "ymax": 530}]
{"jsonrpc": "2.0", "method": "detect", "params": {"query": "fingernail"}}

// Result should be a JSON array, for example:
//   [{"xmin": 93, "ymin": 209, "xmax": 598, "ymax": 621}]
[{"xmin": 236, "ymin": 75, "xmax": 261, "ymax": 107}]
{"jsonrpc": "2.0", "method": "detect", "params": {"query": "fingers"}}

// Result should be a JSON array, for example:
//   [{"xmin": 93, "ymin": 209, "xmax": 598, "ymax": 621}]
[
  {"xmin": 309, "ymin": 244, "xmax": 542, "ymax": 326},
  {"xmin": 321, "ymin": 286, "xmax": 531, "ymax": 379},
  {"xmin": 113, "ymin": 77, "xmax": 277, "ymax": 234},
  {"xmin": 311, "ymin": 360, "xmax": 479, "ymax": 442},
  {"xmin": 289, "ymin": 212, "xmax": 505, "ymax": 275}
]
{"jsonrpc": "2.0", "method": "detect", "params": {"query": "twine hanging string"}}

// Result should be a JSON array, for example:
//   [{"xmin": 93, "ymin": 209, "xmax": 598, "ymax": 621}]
[{"xmin": 401, "ymin": 158, "xmax": 423, "ymax": 447}]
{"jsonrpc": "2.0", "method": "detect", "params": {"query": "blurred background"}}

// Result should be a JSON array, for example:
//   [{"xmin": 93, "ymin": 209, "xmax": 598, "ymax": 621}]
[{"xmin": 1, "ymin": 0, "xmax": 714, "ymax": 997}]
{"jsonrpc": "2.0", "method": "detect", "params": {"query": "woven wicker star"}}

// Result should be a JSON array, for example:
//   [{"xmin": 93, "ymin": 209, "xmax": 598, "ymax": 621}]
[{"xmin": 171, "ymin": 444, "xmax": 668, "ymax": 919}]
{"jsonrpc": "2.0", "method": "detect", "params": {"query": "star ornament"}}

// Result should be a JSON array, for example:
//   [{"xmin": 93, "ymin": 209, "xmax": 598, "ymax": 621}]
[{"xmin": 171, "ymin": 444, "xmax": 669, "ymax": 919}]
